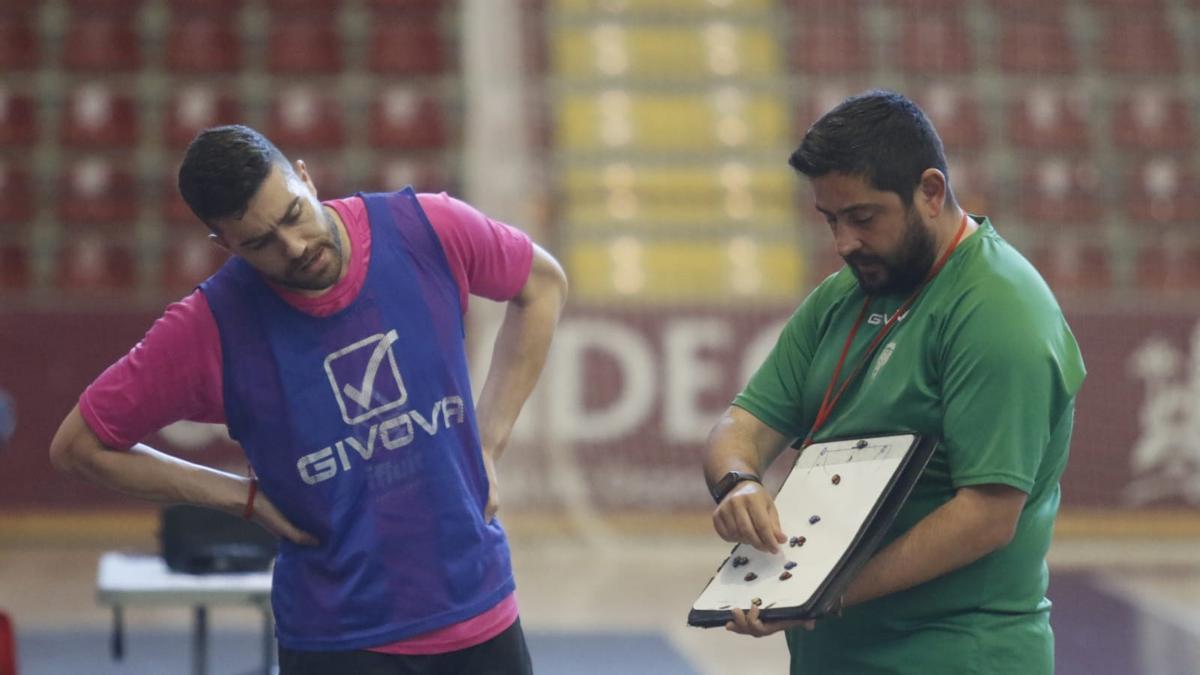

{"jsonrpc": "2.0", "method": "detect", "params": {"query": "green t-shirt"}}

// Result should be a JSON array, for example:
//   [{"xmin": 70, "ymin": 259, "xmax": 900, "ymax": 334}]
[{"xmin": 734, "ymin": 217, "xmax": 1085, "ymax": 675}]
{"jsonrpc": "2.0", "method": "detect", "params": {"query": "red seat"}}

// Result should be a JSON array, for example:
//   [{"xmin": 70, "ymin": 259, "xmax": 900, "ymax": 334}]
[
  {"xmin": 0, "ymin": 91, "xmax": 37, "ymax": 146},
  {"xmin": 60, "ymin": 83, "xmax": 139, "ymax": 148},
  {"xmin": 893, "ymin": 12, "xmax": 973, "ymax": 74},
  {"xmin": 1136, "ymin": 233, "xmax": 1200, "ymax": 292},
  {"xmin": 56, "ymin": 232, "xmax": 138, "ymax": 292},
  {"xmin": 1008, "ymin": 87, "xmax": 1090, "ymax": 151},
  {"xmin": 266, "ymin": 87, "xmax": 345, "ymax": 150},
  {"xmin": 264, "ymin": 0, "xmax": 339, "ymax": 8},
  {"xmin": 945, "ymin": 157, "xmax": 995, "ymax": 216},
  {"xmin": 0, "ymin": 163, "xmax": 35, "ymax": 225},
  {"xmin": 1018, "ymin": 158, "xmax": 1102, "ymax": 224},
  {"xmin": 367, "ymin": 17, "xmax": 447, "ymax": 75},
  {"xmin": 0, "ymin": 13, "xmax": 38, "ymax": 71},
  {"xmin": 161, "ymin": 237, "xmax": 228, "ymax": 291},
  {"xmin": 65, "ymin": 0, "xmax": 145, "ymax": 9},
  {"xmin": 1098, "ymin": 11, "xmax": 1180, "ymax": 74},
  {"xmin": 368, "ymin": 88, "xmax": 449, "ymax": 150},
  {"xmin": 374, "ymin": 158, "xmax": 451, "ymax": 194},
  {"xmin": 1123, "ymin": 158, "xmax": 1200, "ymax": 224},
  {"xmin": 267, "ymin": 15, "xmax": 341, "ymax": 74},
  {"xmin": 58, "ymin": 158, "xmax": 139, "ymax": 225},
  {"xmin": 166, "ymin": 11, "xmax": 241, "ymax": 74},
  {"xmin": 162, "ymin": 170, "xmax": 197, "ymax": 226},
  {"xmin": 998, "ymin": 11, "xmax": 1076, "ymax": 74},
  {"xmin": 62, "ymin": 13, "xmax": 141, "ymax": 72},
  {"xmin": 1026, "ymin": 236, "xmax": 1111, "ymax": 293},
  {"xmin": 366, "ymin": 0, "xmax": 447, "ymax": 8},
  {"xmin": 796, "ymin": 85, "xmax": 858, "ymax": 135},
  {"xmin": 0, "ymin": 241, "xmax": 31, "ymax": 290},
  {"xmin": 167, "ymin": 0, "xmax": 241, "ymax": 8},
  {"xmin": 1110, "ymin": 88, "xmax": 1194, "ymax": 153},
  {"xmin": 790, "ymin": 10, "xmax": 869, "ymax": 75},
  {"xmin": 915, "ymin": 85, "xmax": 984, "ymax": 151},
  {"xmin": 163, "ymin": 85, "xmax": 243, "ymax": 148}
]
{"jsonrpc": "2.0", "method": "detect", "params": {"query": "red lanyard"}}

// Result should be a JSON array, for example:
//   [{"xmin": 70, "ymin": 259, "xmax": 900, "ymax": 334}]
[{"xmin": 803, "ymin": 213, "xmax": 970, "ymax": 447}]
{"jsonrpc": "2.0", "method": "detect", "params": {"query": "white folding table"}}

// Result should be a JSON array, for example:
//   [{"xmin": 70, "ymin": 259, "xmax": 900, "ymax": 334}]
[{"xmin": 96, "ymin": 551, "xmax": 275, "ymax": 675}]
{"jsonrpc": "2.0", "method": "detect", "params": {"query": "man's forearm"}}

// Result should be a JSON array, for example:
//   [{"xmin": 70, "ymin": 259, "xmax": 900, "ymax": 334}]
[
  {"xmin": 50, "ymin": 406, "xmax": 249, "ymax": 513},
  {"xmin": 843, "ymin": 487, "xmax": 1021, "ymax": 607},
  {"xmin": 474, "ymin": 287, "xmax": 564, "ymax": 458}
]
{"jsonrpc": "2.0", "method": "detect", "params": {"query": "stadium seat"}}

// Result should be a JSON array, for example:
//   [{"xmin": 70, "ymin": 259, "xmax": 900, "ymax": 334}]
[
  {"xmin": 265, "ymin": 87, "xmax": 344, "ymax": 149},
  {"xmin": 55, "ymin": 232, "xmax": 138, "ymax": 292},
  {"xmin": 368, "ymin": 88, "xmax": 449, "ymax": 150},
  {"xmin": 553, "ymin": 23, "xmax": 779, "ymax": 82},
  {"xmin": 1025, "ymin": 236, "xmax": 1111, "ymax": 293},
  {"xmin": 790, "ymin": 9, "xmax": 869, "ymax": 75},
  {"xmin": 0, "ymin": 91, "xmax": 36, "ymax": 147},
  {"xmin": 945, "ymin": 157, "xmax": 995, "ymax": 216},
  {"xmin": 1098, "ymin": 11, "xmax": 1180, "ymax": 74},
  {"xmin": 161, "ymin": 172, "xmax": 196, "ymax": 226},
  {"xmin": 65, "ymin": 0, "xmax": 144, "ymax": 9},
  {"xmin": 1018, "ymin": 158, "xmax": 1102, "ymax": 225},
  {"xmin": 0, "ymin": 163, "xmax": 34, "ymax": 226},
  {"xmin": 167, "ymin": 0, "xmax": 241, "ymax": 8},
  {"xmin": 58, "ymin": 158, "xmax": 139, "ymax": 226},
  {"xmin": 558, "ymin": 91, "xmax": 788, "ymax": 153},
  {"xmin": 374, "ymin": 158, "xmax": 452, "ymax": 194},
  {"xmin": 264, "ymin": 0, "xmax": 339, "ymax": 9},
  {"xmin": 165, "ymin": 11, "xmax": 241, "ymax": 74},
  {"xmin": 1136, "ymin": 233, "xmax": 1200, "ymax": 292},
  {"xmin": 893, "ymin": 11, "xmax": 973, "ymax": 74},
  {"xmin": 568, "ymin": 236, "xmax": 803, "ymax": 302},
  {"xmin": 795, "ymin": 85, "xmax": 859, "ymax": 135},
  {"xmin": 1123, "ymin": 157, "xmax": 1200, "ymax": 224},
  {"xmin": 163, "ymin": 85, "xmax": 242, "ymax": 148},
  {"xmin": 59, "ymin": 83, "xmax": 139, "ymax": 148},
  {"xmin": 267, "ymin": 15, "xmax": 342, "ymax": 74},
  {"xmin": 161, "ymin": 237, "xmax": 227, "ymax": 291},
  {"xmin": 367, "ymin": 18, "xmax": 447, "ymax": 75},
  {"xmin": 558, "ymin": 0, "xmax": 773, "ymax": 13},
  {"xmin": 0, "ymin": 13, "xmax": 38, "ymax": 71},
  {"xmin": 1007, "ymin": 87, "xmax": 1091, "ymax": 151},
  {"xmin": 915, "ymin": 85, "xmax": 984, "ymax": 151},
  {"xmin": 562, "ymin": 163, "xmax": 794, "ymax": 230},
  {"xmin": 1110, "ymin": 88, "xmax": 1194, "ymax": 153},
  {"xmin": 0, "ymin": 241, "xmax": 31, "ymax": 290},
  {"xmin": 997, "ymin": 11, "xmax": 1076, "ymax": 74},
  {"xmin": 62, "ymin": 13, "xmax": 141, "ymax": 72}
]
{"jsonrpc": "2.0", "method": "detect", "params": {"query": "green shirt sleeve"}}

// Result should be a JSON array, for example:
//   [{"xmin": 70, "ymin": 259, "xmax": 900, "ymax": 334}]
[
  {"xmin": 733, "ymin": 286, "xmax": 825, "ymax": 439},
  {"xmin": 939, "ymin": 281, "xmax": 1085, "ymax": 493}
]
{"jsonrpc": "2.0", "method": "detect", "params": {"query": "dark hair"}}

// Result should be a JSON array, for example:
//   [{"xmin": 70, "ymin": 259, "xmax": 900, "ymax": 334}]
[
  {"xmin": 789, "ymin": 90, "xmax": 952, "ymax": 207},
  {"xmin": 178, "ymin": 125, "xmax": 290, "ymax": 225}
]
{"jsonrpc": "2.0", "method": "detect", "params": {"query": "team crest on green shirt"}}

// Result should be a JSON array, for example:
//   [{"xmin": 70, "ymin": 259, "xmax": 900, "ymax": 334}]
[{"xmin": 870, "ymin": 342, "xmax": 897, "ymax": 379}]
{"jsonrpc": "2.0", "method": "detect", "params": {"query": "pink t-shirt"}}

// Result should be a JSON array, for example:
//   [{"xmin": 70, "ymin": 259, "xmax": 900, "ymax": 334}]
[{"xmin": 79, "ymin": 192, "xmax": 533, "ymax": 654}]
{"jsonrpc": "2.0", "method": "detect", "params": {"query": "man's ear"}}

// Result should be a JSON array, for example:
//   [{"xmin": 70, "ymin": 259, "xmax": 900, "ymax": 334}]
[
  {"xmin": 295, "ymin": 159, "xmax": 318, "ymax": 199},
  {"xmin": 917, "ymin": 168, "xmax": 948, "ymax": 219}
]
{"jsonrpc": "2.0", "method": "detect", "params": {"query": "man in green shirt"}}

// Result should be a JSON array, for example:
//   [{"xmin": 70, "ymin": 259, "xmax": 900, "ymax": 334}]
[{"xmin": 703, "ymin": 90, "xmax": 1085, "ymax": 674}]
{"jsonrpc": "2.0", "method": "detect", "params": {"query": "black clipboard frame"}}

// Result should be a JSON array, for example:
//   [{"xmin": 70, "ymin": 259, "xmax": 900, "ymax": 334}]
[{"xmin": 688, "ymin": 433, "xmax": 939, "ymax": 627}]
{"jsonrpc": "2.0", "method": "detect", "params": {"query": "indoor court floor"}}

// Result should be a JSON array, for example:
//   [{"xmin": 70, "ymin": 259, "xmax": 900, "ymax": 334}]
[{"xmin": 3, "ymin": 532, "xmax": 1200, "ymax": 674}]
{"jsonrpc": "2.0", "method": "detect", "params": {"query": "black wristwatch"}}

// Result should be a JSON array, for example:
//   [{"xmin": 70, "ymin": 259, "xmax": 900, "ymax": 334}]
[{"xmin": 710, "ymin": 470, "xmax": 762, "ymax": 503}]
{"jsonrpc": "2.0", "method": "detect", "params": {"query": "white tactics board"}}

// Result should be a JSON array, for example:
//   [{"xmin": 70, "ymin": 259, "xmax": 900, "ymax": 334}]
[{"xmin": 689, "ymin": 434, "xmax": 936, "ymax": 626}]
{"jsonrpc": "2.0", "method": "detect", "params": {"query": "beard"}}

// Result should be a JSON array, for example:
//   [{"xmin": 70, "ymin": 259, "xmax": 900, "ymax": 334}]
[
  {"xmin": 844, "ymin": 207, "xmax": 937, "ymax": 296},
  {"xmin": 274, "ymin": 207, "xmax": 345, "ymax": 291}
]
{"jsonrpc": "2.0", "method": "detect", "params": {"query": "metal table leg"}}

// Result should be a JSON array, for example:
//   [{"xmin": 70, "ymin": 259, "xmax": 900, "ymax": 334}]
[{"xmin": 192, "ymin": 605, "xmax": 208, "ymax": 675}]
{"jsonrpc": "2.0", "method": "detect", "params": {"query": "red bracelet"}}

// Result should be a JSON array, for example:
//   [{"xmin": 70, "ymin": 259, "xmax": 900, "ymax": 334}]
[{"xmin": 242, "ymin": 477, "xmax": 258, "ymax": 520}]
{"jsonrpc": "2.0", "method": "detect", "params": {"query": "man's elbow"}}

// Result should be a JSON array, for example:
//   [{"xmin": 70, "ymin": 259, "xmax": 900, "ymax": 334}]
[{"xmin": 48, "ymin": 409, "xmax": 97, "ymax": 477}]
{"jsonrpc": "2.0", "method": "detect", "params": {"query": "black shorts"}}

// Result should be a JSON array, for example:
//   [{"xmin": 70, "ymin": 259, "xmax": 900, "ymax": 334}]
[{"xmin": 278, "ymin": 617, "xmax": 534, "ymax": 675}]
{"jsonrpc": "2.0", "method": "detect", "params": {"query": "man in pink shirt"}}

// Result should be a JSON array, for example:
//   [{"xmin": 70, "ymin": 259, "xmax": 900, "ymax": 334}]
[{"xmin": 49, "ymin": 125, "xmax": 568, "ymax": 674}]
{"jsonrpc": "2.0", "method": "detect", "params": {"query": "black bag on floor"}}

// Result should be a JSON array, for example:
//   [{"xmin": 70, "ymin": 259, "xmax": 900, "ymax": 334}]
[{"xmin": 159, "ymin": 504, "xmax": 278, "ymax": 574}]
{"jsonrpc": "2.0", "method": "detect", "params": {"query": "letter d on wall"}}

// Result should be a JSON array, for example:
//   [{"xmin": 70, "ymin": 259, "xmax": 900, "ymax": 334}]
[{"xmin": 547, "ymin": 318, "xmax": 655, "ymax": 443}]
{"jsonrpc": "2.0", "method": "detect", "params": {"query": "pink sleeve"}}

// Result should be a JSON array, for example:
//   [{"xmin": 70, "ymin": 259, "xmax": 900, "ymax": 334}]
[
  {"xmin": 416, "ymin": 192, "xmax": 534, "ymax": 313},
  {"xmin": 78, "ymin": 291, "xmax": 225, "ymax": 449}
]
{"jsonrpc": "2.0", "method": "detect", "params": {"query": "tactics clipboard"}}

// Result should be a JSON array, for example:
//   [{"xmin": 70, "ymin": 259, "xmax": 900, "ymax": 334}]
[{"xmin": 688, "ymin": 433, "xmax": 939, "ymax": 627}]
